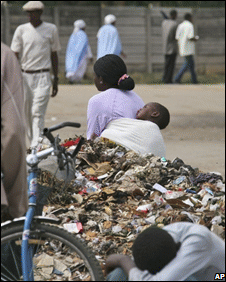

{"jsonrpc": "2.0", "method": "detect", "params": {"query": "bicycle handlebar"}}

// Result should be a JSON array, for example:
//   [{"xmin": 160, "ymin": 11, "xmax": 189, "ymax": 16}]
[
  {"xmin": 43, "ymin": 122, "xmax": 81, "ymax": 144},
  {"xmin": 48, "ymin": 122, "xmax": 81, "ymax": 132},
  {"xmin": 43, "ymin": 128, "xmax": 55, "ymax": 144},
  {"xmin": 42, "ymin": 122, "xmax": 83, "ymax": 169}
]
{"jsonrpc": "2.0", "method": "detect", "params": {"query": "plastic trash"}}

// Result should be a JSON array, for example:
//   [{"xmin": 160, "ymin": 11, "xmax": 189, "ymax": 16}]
[
  {"xmin": 154, "ymin": 195, "xmax": 166, "ymax": 205},
  {"xmin": 63, "ymin": 222, "xmax": 83, "ymax": 233},
  {"xmin": 164, "ymin": 190, "xmax": 184, "ymax": 199},
  {"xmin": 216, "ymin": 181, "xmax": 225, "ymax": 192},
  {"xmin": 115, "ymin": 151, "xmax": 125, "ymax": 158},
  {"xmin": 153, "ymin": 183, "xmax": 167, "ymax": 193},
  {"xmin": 186, "ymin": 188, "xmax": 197, "ymax": 194},
  {"xmin": 173, "ymin": 176, "xmax": 186, "ymax": 185},
  {"xmin": 211, "ymin": 216, "xmax": 222, "ymax": 225},
  {"xmin": 136, "ymin": 204, "xmax": 153, "ymax": 213},
  {"xmin": 182, "ymin": 199, "xmax": 194, "ymax": 207},
  {"xmin": 112, "ymin": 225, "xmax": 122, "ymax": 233},
  {"xmin": 85, "ymin": 181, "xmax": 101, "ymax": 193},
  {"xmin": 74, "ymin": 171, "xmax": 87, "ymax": 186},
  {"xmin": 202, "ymin": 193, "xmax": 214, "ymax": 206},
  {"xmin": 204, "ymin": 187, "xmax": 214, "ymax": 196},
  {"xmin": 181, "ymin": 211, "xmax": 200, "ymax": 223}
]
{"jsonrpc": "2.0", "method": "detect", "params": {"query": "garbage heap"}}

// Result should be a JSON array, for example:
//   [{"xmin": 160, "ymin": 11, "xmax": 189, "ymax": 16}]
[{"xmin": 38, "ymin": 137, "xmax": 225, "ymax": 265}]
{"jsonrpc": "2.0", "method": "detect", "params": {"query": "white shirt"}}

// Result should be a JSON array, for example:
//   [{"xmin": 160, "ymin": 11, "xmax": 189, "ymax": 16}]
[
  {"xmin": 176, "ymin": 20, "xmax": 195, "ymax": 56},
  {"xmin": 11, "ymin": 22, "xmax": 61, "ymax": 71},
  {"xmin": 129, "ymin": 222, "xmax": 225, "ymax": 281},
  {"xmin": 101, "ymin": 118, "xmax": 166, "ymax": 157}
]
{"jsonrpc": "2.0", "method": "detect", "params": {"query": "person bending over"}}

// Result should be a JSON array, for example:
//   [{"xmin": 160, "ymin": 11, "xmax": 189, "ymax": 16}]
[
  {"xmin": 101, "ymin": 102, "xmax": 170, "ymax": 157},
  {"xmin": 105, "ymin": 222, "xmax": 225, "ymax": 281}
]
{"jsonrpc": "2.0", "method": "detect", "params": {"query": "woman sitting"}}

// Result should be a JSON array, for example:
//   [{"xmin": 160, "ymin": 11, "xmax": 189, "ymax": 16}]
[{"xmin": 87, "ymin": 54, "xmax": 145, "ymax": 140}]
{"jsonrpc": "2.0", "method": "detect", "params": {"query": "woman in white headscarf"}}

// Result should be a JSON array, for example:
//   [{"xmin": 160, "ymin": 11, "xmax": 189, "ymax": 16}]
[{"xmin": 65, "ymin": 20, "xmax": 93, "ymax": 83}]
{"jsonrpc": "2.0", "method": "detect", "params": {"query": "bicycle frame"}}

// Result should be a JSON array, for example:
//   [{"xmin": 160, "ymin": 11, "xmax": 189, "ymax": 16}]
[
  {"xmin": 22, "ymin": 147, "xmax": 54, "ymax": 281},
  {"xmin": 9, "ymin": 122, "xmax": 82, "ymax": 281}
]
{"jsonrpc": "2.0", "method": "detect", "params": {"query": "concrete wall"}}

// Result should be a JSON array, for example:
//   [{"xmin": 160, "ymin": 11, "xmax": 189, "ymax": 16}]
[{"xmin": 1, "ymin": 5, "xmax": 225, "ymax": 74}]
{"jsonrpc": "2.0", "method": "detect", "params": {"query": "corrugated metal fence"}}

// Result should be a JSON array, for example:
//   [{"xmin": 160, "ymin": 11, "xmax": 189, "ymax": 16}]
[{"xmin": 1, "ymin": 5, "xmax": 225, "ymax": 74}]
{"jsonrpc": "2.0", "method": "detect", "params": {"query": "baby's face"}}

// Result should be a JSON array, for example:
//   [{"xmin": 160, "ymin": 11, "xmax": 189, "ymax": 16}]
[{"xmin": 136, "ymin": 103, "xmax": 155, "ymax": 120}]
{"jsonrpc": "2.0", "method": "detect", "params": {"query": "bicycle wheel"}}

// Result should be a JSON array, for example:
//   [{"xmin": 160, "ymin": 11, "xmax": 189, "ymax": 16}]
[{"xmin": 1, "ymin": 222, "xmax": 104, "ymax": 281}]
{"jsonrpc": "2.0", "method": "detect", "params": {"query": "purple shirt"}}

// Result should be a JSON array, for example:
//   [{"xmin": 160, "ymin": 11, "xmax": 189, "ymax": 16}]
[{"xmin": 87, "ymin": 88, "xmax": 145, "ymax": 139}]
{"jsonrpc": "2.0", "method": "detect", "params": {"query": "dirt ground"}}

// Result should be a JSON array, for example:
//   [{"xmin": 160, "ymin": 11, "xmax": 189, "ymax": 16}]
[{"xmin": 44, "ymin": 84, "xmax": 225, "ymax": 179}]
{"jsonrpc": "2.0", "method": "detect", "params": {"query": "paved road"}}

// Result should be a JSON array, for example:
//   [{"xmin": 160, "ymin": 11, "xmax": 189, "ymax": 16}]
[{"xmin": 44, "ymin": 84, "xmax": 225, "ymax": 179}]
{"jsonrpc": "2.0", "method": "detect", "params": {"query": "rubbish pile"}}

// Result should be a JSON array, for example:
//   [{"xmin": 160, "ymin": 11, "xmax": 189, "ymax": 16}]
[{"xmin": 38, "ymin": 137, "xmax": 225, "ymax": 265}]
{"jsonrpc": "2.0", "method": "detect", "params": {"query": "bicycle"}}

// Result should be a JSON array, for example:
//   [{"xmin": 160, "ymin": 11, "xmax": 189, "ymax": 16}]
[{"xmin": 1, "ymin": 122, "xmax": 104, "ymax": 281}]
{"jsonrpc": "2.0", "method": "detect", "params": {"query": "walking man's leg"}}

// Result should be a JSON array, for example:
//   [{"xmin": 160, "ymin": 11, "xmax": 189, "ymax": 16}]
[
  {"xmin": 169, "ymin": 53, "xmax": 177, "ymax": 83},
  {"xmin": 22, "ymin": 73, "xmax": 34, "ymax": 145},
  {"xmin": 163, "ymin": 55, "xmax": 171, "ymax": 83},
  {"xmin": 174, "ymin": 56, "xmax": 188, "ymax": 83},
  {"xmin": 187, "ymin": 55, "xmax": 198, "ymax": 84},
  {"xmin": 31, "ymin": 73, "xmax": 51, "ymax": 147}
]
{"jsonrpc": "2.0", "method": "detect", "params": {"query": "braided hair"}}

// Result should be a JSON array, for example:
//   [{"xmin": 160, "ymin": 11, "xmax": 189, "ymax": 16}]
[{"xmin": 94, "ymin": 54, "xmax": 135, "ymax": 90}]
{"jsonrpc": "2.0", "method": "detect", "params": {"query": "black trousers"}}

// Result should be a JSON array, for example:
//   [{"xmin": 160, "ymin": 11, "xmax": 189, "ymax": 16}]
[{"xmin": 163, "ymin": 53, "xmax": 177, "ymax": 84}]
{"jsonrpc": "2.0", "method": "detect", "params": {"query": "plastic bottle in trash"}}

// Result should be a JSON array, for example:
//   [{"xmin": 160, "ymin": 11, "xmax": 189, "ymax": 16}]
[
  {"xmin": 75, "ymin": 171, "xmax": 87, "ymax": 186},
  {"xmin": 173, "ymin": 176, "xmax": 186, "ymax": 185},
  {"xmin": 85, "ymin": 181, "xmax": 101, "ymax": 193}
]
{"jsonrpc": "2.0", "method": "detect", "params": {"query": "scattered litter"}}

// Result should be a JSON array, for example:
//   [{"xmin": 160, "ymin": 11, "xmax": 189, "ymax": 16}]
[
  {"xmin": 63, "ymin": 222, "xmax": 83, "ymax": 233},
  {"xmin": 173, "ymin": 176, "xmax": 186, "ymax": 185},
  {"xmin": 153, "ymin": 183, "xmax": 167, "ymax": 193},
  {"xmin": 34, "ymin": 136, "xmax": 225, "ymax": 278}
]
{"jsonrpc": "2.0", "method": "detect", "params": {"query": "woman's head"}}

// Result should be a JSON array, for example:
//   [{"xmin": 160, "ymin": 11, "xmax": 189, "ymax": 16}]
[
  {"xmin": 94, "ymin": 54, "xmax": 135, "ymax": 91},
  {"xmin": 132, "ymin": 226, "xmax": 181, "ymax": 275}
]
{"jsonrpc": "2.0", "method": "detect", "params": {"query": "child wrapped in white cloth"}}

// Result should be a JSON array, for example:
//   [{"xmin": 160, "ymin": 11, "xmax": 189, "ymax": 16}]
[{"xmin": 101, "ymin": 102, "xmax": 170, "ymax": 158}]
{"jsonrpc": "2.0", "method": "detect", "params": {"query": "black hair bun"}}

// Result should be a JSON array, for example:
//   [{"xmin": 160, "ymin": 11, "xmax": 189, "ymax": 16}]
[{"xmin": 118, "ymin": 76, "xmax": 135, "ymax": 91}]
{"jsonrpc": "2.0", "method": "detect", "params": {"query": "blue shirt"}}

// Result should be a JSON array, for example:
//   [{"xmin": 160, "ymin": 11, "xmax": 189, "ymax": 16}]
[
  {"xmin": 65, "ymin": 30, "xmax": 88, "ymax": 73},
  {"xmin": 97, "ymin": 24, "xmax": 122, "ymax": 59}
]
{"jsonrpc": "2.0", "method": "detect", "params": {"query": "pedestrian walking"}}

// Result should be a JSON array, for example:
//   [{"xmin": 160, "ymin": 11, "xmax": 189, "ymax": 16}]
[
  {"xmin": 1, "ymin": 42, "xmax": 28, "ymax": 221},
  {"xmin": 11, "ymin": 1, "xmax": 61, "ymax": 148},
  {"xmin": 97, "ymin": 14, "xmax": 126, "ymax": 60},
  {"xmin": 174, "ymin": 13, "xmax": 199, "ymax": 84},
  {"xmin": 161, "ymin": 10, "xmax": 178, "ymax": 84},
  {"xmin": 65, "ymin": 20, "xmax": 93, "ymax": 84}
]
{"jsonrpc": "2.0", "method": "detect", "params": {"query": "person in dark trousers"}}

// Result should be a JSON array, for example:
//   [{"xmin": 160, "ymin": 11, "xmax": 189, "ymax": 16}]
[
  {"xmin": 104, "ymin": 222, "xmax": 225, "ymax": 281},
  {"xmin": 174, "ymin": 13, "xmax": 199, "ymax": 84},
  {"xmin": 161, "ymin": 10, "xmax": 178, "ymax": 84}
]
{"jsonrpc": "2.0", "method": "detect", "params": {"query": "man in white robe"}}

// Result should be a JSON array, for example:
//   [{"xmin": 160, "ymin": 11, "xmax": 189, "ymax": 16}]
[
  {"xmin": 65, "ymin": 20, "xmax": 93, "ymax": 83},
  {"xmin": 97, "ymin": 14, "xmax": 126, "ymax": 59}
]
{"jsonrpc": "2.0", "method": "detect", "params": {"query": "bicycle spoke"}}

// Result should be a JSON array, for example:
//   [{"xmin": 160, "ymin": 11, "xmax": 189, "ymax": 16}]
[
  {"xmin": 1, "ymin": 263, "xmax": 19, "ymax": 281},
  {"xmin": 1, "ymin": 240, "xmax": 21, "ymax": 281},
  {"xmin": 9, "ymin": 242, "xmax": 21, "ymax": 278},
  {"xmin": 2, "ymin": 223, "xmax": 104, "ymax": 281}
]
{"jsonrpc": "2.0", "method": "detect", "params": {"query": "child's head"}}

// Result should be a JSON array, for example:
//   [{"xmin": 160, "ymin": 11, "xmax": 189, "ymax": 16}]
[
  {"xmin": 94, "ymin": 54, "xmax": 135, "ymax": 91},
  {"xmin": 136, "ymin": 102, "xmax": 170, "ymax": 129},
  {"xmin": 132, "ymin": 226, "xmax": 181, "ymax": 274}
]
